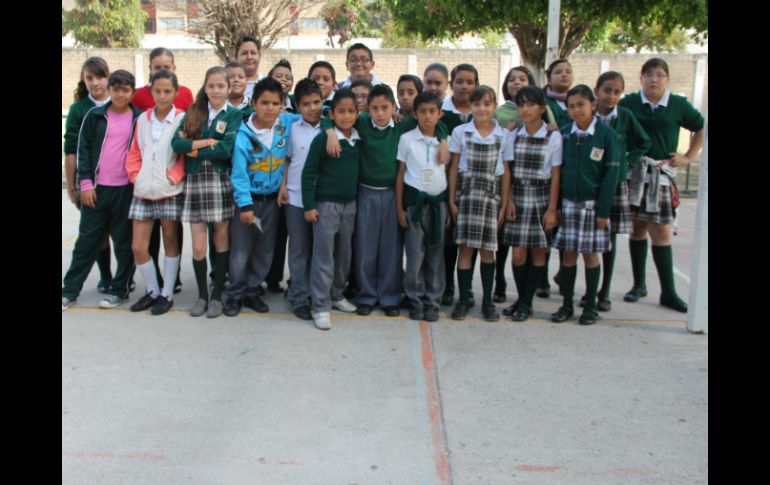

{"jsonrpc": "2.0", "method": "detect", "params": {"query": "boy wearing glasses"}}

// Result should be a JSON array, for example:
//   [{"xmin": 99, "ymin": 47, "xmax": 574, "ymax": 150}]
[{"xmin": 338, "ymin": 43, "xmax": 383, "ymax": 89}]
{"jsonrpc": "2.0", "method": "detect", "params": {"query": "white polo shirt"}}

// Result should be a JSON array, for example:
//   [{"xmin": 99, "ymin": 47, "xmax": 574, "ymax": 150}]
[
  {"xmin": 397, "ymin": 127, "xmax": 447, "ymax": 196},
  {"xmin": 511, "ymin": 122, "xmax": 563, "ymax": 179},
  {"xmin": 449, "ymin": 120, "xmax": 512, "ymax": 175},
  {"xmin": 150, "ymin": 107, "xmax": 177, "ymax": 144},
  {"xmin": 286, "ymin": 118, "xmax": 322, "ymax": 208},
  {"xmin": 441, "ymin": 96, "xmax": 472, "ymax": 124}
]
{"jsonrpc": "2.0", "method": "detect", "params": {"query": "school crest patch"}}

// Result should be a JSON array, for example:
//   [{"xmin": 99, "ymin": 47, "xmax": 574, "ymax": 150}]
[{"xmin": 590, "ymin": 147, "xmax": 604, "ymax": 161}]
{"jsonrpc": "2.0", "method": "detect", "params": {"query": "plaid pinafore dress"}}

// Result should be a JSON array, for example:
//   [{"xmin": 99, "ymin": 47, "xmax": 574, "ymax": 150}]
[
  {"xmin": 502, "ymin": 130, "xmax": 553, "ymax": 248},
  {"xmin": 454, "ymin": 131, "xmax": 503, "ymax": 251}
]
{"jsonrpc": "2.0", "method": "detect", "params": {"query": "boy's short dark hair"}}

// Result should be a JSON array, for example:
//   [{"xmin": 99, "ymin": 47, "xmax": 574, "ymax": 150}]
[
  {"xmin": 224, "ymin": 61, "xmax": 246, "ymax": 72},
  {"xmin": 346, "ymin": 43, "xmax": 373, "ymax": 61},
  {"xmin": 108, "ymin": 69, "xmax": 135, "ymax": 89},
  {"xmin": 308, "ymin": 60, "xmax": 336, "ymax": 83},
  {"xmin": 252, "ymin": 77, "xmax": 285, "ymax": 103},
  {"xmin": 367, "ymin": 84, "xmax": 396, "ymax": 105},
  {"xmin": 268, "ymin": 58, "xmax": 292, "ymax": 78},
  {"xmin": 235, "ymin": 35, "xmax": 259, "ymax": 54},
  {"xmin": 330, "ymin": 88, "xmax": 356, "ymax": 110},
  {"xmin": 294, "ymin": 78, "xmax": 323, "ymax": 103},
  {"xmin": 397, "ymin": 75, "xmax": 424, "ymax": 94},
  {"xmin": 412, "ymin": 91, "xmax": 441, "ymax": 112},
  {"xmin": 350, "ymin": 78, "xmax": 373, "ymax": 90}
]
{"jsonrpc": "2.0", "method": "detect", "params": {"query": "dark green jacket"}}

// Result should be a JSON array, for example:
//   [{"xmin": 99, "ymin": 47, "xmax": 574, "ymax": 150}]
[
  {"xmin": 171, "ymin": 105, "xmax": 242, "ymax": 174},
  {"xmin": 64, "ymin": 96, "xmax": 97, "ymax": 155},
  {"xmin": 560, "ymin": 119, "xmax": 620, "ymax": 219},
  {"xmin": 546, "ymin": 96, "xmax": 571, "ymax": 128},
  {"xmin": 76, "ymin": 101, "xmax": 142, "ymax": 185},
  {"xmin": 600, "ymin": 106, "xmax": 652, "ymax": 182}
]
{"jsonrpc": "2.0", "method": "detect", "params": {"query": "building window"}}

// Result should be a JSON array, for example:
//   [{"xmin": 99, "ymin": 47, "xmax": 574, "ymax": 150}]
[{"xmin": 158, "ymin": 17, "xmax": 185, "ymax": 30}]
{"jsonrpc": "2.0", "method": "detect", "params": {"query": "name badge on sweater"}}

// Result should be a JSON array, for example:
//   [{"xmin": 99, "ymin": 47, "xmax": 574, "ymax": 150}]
[
  {"xmin": 590, "ymin": 147, "xmax": 604, "ymax": 161},
  {"xmin": 215, "ymin": 121, "xmax": 227, "ymax": 134}
]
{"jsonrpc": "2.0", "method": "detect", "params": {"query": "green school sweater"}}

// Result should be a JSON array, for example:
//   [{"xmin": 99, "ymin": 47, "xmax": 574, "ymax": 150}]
[
  {"xmin": 601, "ymin": 106, "xmax": 652, "ymax": 182},
  {"xmin": 441, "ymin": 111, "xmax": 471, "ymax": 138},
  {"xmin": 560, "ymin": 119, "xmax": 620, "ymax": 219},
  {"xmin": 546, "ymin": 96, "xmax": 571, "ymax": 128},
  {"xmin": 494, "ymin": 101, "xmax": 557, "ymax": 127},
  {"xmin": 302, "ymin": 131, "xmax": 360, "ymax": 210},
  {"xmin": 63, "ymin": 97, "xmax": 98, "ymax": 155},
  {"xmin": 618, "ymin": 92, "xmax": 705, "ymax": 161},
  {"xmin": 171, "ymin": 105, "xmax": 242, "ymax": 174},
  {"xmin": 321, "ymin": 112, "xmax": 447, "ymax": 188}
]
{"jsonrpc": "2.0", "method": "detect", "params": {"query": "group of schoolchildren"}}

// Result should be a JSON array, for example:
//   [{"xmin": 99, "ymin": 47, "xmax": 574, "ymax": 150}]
[{"xmin": 62, "ymin": 38, "xmax": 705, "ymax": 331}]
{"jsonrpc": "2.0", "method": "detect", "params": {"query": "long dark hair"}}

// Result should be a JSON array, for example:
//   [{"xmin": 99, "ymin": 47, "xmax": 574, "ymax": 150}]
[
  {"xmin": 183, "ymin": 66, "xmax": 230, "ymax": 140},
  {"xmin": 74, "ymin": 57, "xmax": 109, "ymax": 101}
]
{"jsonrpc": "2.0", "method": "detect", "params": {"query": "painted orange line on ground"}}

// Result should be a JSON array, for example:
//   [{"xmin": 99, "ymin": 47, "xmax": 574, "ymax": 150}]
[{"xmin": 419, "ymin": 321, "xmax": 452, "ymax": 485}]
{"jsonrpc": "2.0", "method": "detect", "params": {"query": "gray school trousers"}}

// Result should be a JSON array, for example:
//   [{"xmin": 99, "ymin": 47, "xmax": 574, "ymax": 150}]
[
  {"xmin": 285, "ymin": 204, "xmax": 313, "ymax": 310},
  {"xmin": 310, "ymin": 200, "xmax": 356, "ymax": 313},
  {"xmin": 403, "ymin": 202, "xmax": 447, "ymax": 310},
  {"xmin": 227, "ymin": 197, "xmax": 279, "ymax": 300},
  {"xmin": 354, "ymin": 185, "xmax": 403, "ymax": 307}
]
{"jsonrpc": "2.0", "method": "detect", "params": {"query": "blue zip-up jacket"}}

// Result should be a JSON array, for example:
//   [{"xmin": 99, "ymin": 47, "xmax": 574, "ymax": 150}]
[{"xmin": 231, "ymin": 112, "xmax": 301, "ymax": 212}]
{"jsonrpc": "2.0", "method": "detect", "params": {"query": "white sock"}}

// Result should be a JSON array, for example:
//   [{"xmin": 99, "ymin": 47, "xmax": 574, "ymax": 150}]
[
  {"xmin": 138, "ymin": 260, "xmax": 160, "ymax": 298},
  {"xmin": 161, "ymin": 255, "xmax": 180, "ymax": 299}
]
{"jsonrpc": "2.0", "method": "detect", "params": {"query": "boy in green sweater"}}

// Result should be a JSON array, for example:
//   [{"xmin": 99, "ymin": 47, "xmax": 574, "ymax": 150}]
[{"xmin": 302, "ymin": 89, "xmax": 361, "ymax": 330}]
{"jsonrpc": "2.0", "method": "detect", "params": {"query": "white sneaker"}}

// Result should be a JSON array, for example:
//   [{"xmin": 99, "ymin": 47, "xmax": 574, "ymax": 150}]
[
  {"xmin": 332, "ymin": 297, "xmax": 357, "ymax": 313},
  {"xmin": 99, "ymin": 294, "xmax": 128, "ymax": 309},
  {"xmin": 62, "ymin": 297, "xmax": 74, "ymax": 311},
  {"xmin": 311, "ymin": 311, "xmax": 331, "ymax": 330}
]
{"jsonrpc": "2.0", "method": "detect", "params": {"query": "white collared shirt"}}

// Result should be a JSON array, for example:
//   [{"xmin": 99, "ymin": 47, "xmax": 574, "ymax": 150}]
[
  {"xmin": 246, "ymin": 114, "xmax": 279, "ymax": 150},
  {"xmin": 397, "ymin": 127, "xmax": 447, "ymax": 196},
  {"xmin": 596, "ymin": 106, "xmax": 618, "ymax": 124},
  {"xmin": 286, "ymin": 117, "xmax": 323, "ymax": 208},
  {"xmin": 335, "ymin": 126, "xmax": 361, "ymax": 145},
  {"xmin": 150, "ymin": 107, "xmax": 177, "ymax": 144},
  {"xmin": 207, "ymin": 102, "xmax": 227, "ymax": 128},
  {"xmin": 570, "ymin": 116, "xmax": 599, "ymax": 136},
  {"xmin": 449, "ymin": 120, "xmax": 512, "ymax": 175},
  {"xmin": 640, "ymin": 89, "xmax": 671, "ymax": 111},
  {"xmin": 227, "ymin": 97, "xmax": 250, "ymax": 110},
  {"xmin": 88, "ymin": 93, "xmax": 110, "ymax": 107},
  {"xmin": 511, "ymin": 122, "xmax": 563, "ymax": 178},
  {"xmin": 372, "ymin": 117, "xmax": 395, "ymax": 131},
  {"xmin": 442, "ymin": 96, "xmax": 472, "ymax": 123}
]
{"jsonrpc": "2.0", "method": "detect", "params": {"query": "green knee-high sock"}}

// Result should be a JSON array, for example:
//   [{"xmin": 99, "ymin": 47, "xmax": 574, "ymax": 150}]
[
  {"xmin": 560, "ymin": 265, "xmax": 577, "ymax": 309},
  {"xmin": 523, "ymin": 265, "xmax": 546, "ymax": 307},
  {"xmin": 457, "ymin": 268, "xmax": 473, "ymax": 303},
  {"xmin": 584, "ymin": 265, "xmax": 601, "ymax": 312},
  {"xmin": 96, "ymin": 246, "xmax": 112, "ymax": 282},
  {"xmin": 599, "ymin": 234, "xmax": 617, "ymax": 299},
  {"xmin": 193, "ymin": 258, "xmax": 209, "ymax": 301},
  {"xmin": 629, "ymin": 239, "xmax": 648, "ymax": 290},
  {"xmin": 495, "ymin": 245, "xmax": 508, "ymax": 291},
  {"xmin": 651, "ymin": 245, "xmax": 683, "ymax": 301},
  {"xmin": 512, "ymin": 264, "xmax": 528, "ymax": 302},
  {"xmin": 211, "ymin": 251, "xmax": 230, "ymax": 301},
  {"xmin": 480, "ymin": 262, "xmax": 495, "ymax": 306}
]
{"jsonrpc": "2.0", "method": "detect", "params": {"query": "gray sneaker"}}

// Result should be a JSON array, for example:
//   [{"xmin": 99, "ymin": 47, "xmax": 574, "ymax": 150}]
[
  {"xmin": 189, "ymin": 298, "xmax": 208, "ymax": 317},
  {"xmin": 99, "ymin": 294, "xmax": 127, "ymax": 309},
  {"xmin": 62, "ymin": 297, "xmax": 74, "ymax": 311},
  {"xmin": 207, "ymin": 299, "xmax": 224, "ymax": 318}
]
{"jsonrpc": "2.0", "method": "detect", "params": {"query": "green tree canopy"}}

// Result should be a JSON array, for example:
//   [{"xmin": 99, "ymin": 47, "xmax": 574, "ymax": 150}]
[{"xmin": 62, "ymin": 0, "xmax": 145, "ymax": 48}]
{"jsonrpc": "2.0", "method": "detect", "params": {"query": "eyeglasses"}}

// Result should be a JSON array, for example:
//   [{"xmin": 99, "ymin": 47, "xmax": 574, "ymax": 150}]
[{"xmin": 348, "ymin": 56, "xmax": 372, "ymax": 64}]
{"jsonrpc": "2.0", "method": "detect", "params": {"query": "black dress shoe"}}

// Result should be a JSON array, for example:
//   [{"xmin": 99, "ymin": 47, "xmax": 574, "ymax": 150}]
[
  {"xmin": 130, "ymin": 292, "xmax": 157, "ymax": 312},
  {"xmin": 151, "ymin": 295, "xmax": 174, "ymax": 315},
  {"xmin": 451, "ymin": 301, "xmax": 470, "ymax": 320},
  {"xmin": 624, "ymin": 286, "xmax": 648, "ymax": 302},
  {"xmin": 441, "ymin": 289, "xmax": 454, "ymax": 306},
  {"xmin": 224, "ymin": 298, "xmax": 242, "ymax": 317},
  {"xmin": 502, "ymin": 302, "xmax": 518, "ymax": 317},
  {"xmin": 267, "ymin": 282, "xmax": 284, "ymax": 293},
  {"xmin": 660, "ymin": 294, "xmax": 688, "ymax": 313},
  {"xmin": 511, "ymin": 304, "xmax": 532, "ymax": 322},
  {"xmin": 597, "ymin": 298, "xmax": 612, "ymax": 312},
  {"xmin": 423, "ymin": 306, "xmax": 439, "ymax": 322},
  {"xmin": 579, "ymin": 309, "xmax": 600, "ymax": 325},
  {"xmin": 551, "ymin": 306, "xmax": 574, "ymax": 323},
  {"xmin": 408, "ymin": 307, "xmax": 423, "ymax": 321},
  {"xmin": 482, "ymin": 304, "xmax": 500, "ymax": 322},
  {"xmin": 357, "ymin": 304, "xmax": 373, "ymax": 316},
  {"xmin": 244, "ymin": 295, "xmax": 269, "ymax": 313},
  {"xmin": 536, "ymin": 286, "xmax": 551, "ymax": 299},
  {"xmin": 293, "ymin": 304, "xmax": 313, "ymax": 321},
  {"xmin": 383, "ymin": 306, "xmax": 400, "ymax": 317}
]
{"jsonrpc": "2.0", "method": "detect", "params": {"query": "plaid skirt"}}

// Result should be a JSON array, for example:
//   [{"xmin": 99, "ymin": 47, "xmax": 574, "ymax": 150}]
[
  {"xmin": 610, "ymin": 181, "xmax": 632, "ymax": 235},
  {"xmin": 630, "ymin": 182, "xmax": 674, "ymax": 225},
  {"xmin": 129, "ymin": 193, "xmax": 184, "ymax": 221},
  {"xmin": 455, "ymin": 188, "xmax": 501, "ymax": 251},
  {"xmin": 553, "ymin": 199, "xmax": 611, "ymax": 254},
  {"xmin": 181, "ymin": 160, "xmax": 235, "ymax": 223},
  {"xmin": 502, "ymin": 182, "xmax": 552, "ymax": 248}
]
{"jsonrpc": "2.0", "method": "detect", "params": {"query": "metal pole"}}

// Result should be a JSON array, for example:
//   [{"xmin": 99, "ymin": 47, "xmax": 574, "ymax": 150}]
[
  {"xmin": 545, "ymin": 0, "xmax": 561, "ymax": 69},
  {"xmin": 687, "ymin": 115, "xmax": 708, "ymax": 334}
]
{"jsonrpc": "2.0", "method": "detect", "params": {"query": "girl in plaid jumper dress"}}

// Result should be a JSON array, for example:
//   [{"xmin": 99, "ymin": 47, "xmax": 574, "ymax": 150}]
[
  {"xmin": 502, "ymin": 86, "xmax": 563, "ymax": 322},
  {"xmin": 448, "ymin": 86, "xmax": 511, "ymax": 322}
]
